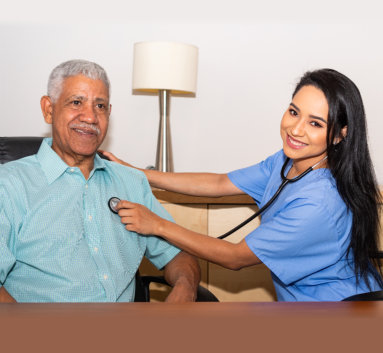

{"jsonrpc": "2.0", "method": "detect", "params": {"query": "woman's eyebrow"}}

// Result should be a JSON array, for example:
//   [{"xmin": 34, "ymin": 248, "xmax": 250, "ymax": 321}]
[
  {"xmin": 289, "ymin": 102, "xmax": 327, "ymax": 124},
  {"xmin": 290, "ymin": 102, "xmax": 300, "ymax": 112}
]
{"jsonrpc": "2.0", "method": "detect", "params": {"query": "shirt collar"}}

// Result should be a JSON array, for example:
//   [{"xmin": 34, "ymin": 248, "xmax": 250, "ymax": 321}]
[
  {"xmin": 36, "ymin": 138, "xmax": 106, "ymax": 184},
  {"xmin": 92, "ymin": 152, "xmax": 107, "ymax": 176}
]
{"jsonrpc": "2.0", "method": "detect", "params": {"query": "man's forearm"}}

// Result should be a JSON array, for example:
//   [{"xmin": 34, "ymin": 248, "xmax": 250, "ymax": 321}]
[
  {"xmin": 0, "ymin": 286, "xmax": 16, "ymax": 303},
  {"xmin": 164, "ymin": 252, "xmax": 201, "ymax": 302}
]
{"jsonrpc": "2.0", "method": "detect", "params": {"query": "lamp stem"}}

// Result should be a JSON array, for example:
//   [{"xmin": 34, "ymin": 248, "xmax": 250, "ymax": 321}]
[{"xmin": 155, "ymin": 89, "xmax": 173, "ymax": 172}]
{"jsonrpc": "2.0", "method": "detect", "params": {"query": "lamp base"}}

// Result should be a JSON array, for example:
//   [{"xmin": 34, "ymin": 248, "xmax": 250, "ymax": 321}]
[{"xmin": 155, "ymin": 90, "xmax": 173, "ymax": 172}]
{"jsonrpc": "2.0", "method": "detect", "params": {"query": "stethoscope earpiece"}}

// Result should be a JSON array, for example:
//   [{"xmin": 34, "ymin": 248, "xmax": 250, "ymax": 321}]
[{"xmin": 108, "ymin": 197, "xmax": 121, "ymax": 214}]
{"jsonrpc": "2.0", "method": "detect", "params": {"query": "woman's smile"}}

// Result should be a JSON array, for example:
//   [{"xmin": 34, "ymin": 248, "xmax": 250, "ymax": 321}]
[{"xmin": 286, "ymin": 135, "xmax": 307, "ymax": 149}]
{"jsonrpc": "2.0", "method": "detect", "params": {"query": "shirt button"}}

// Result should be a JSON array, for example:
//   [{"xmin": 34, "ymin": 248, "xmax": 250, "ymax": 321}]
[
  {"xmin": 85, "ymin": 184, "xmax": 89, "ymax": 189},
  {"xmin": 70, "ymin": 168, "xmax": 74, "ymax": 172},
  {"xmin": 103, "ymin": 274, "xmax": 108, "ymax": 280},
  {"xmin": 88, "ymin": 215, "xmax": 93, "ymax": 221},
  {"xmin": 94, "ymin": 247, "xmax": 98, "ymax": 253}
]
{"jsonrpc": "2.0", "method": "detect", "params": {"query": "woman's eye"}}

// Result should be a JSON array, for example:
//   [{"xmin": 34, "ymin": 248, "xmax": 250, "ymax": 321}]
[
  {"xmin": 310, "ymin": 121, "xmax": 323, "ymax": 128},
  {"xmin": 289, "ymin": 109, "xmax": 298, "ymax": 116}
]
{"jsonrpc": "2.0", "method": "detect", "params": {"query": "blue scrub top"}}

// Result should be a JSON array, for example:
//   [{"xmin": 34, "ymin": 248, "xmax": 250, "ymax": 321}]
[{"xmin": 228, "ymin": 150, "xmax": 382, "ymax": 301}]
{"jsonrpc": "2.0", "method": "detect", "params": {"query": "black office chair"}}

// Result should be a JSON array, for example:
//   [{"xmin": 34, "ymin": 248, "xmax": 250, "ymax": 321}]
[
  {"xmin": 342, "ymin": 253, "xmax": 383, "ymax": 301},
  {"xmin": 134, "ymin": 272, "xmax": 219, "ymax": 302},
  {"xmin": 0, "ymin": 136, "xmax": 219, "ymax": 302},
  {"xmin": 343, "ymin": 290, "xmax": 383, "ymax": 301}
]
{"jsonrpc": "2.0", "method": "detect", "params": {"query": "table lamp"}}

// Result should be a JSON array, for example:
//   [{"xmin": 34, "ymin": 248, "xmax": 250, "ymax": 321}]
[{"xmin": 132, "ymin": 41, "xmax": 198, "ymax": 172}]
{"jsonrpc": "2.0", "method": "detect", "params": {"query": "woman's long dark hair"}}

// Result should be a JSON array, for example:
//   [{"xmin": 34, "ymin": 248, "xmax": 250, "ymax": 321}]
[{"xmin": 293, "ymin": 69, "xmax": 382, "ymax": 288}]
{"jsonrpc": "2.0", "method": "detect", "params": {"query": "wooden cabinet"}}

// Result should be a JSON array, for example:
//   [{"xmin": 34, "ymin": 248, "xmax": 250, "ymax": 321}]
[{"xmin": 138, "ymin": 190, "xmax": 277, "ymax": 302}]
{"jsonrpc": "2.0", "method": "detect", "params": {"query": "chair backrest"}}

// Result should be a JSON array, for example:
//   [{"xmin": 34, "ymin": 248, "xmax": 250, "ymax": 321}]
[{"xmin": 0, "ymin": 136, "xmax": 44, "ymax": 164}]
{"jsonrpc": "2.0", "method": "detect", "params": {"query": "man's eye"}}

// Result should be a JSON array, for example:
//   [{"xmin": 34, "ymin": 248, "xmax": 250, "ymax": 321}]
[
  {"xmin": 72, "ymin": 100, "xmax": 81, "ymax": 106},
  {"xmin": 97, "ymin": 104, "xmax": 106, "ymax": 109}
]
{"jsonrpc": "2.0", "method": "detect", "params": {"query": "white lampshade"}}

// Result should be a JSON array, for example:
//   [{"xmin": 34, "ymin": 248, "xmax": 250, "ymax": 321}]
[{"xmin": 133, "ymin": 41, "xmax": 198, "ymax": 95}]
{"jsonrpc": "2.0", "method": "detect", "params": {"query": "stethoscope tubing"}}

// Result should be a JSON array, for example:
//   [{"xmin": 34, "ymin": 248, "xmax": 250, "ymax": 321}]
[
  {"xmin": 218, "ymin": 157, "xmax": 315, "ymax": 239},
  {"xmin": 217, "ymin": 178, "xmax": 289, "ymax": 239}
]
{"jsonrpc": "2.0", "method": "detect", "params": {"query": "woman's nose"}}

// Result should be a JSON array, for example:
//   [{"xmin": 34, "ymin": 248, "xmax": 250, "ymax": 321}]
[{"xmin": 291, "ymin": 118, "xmax": 305, "ymax": 136}]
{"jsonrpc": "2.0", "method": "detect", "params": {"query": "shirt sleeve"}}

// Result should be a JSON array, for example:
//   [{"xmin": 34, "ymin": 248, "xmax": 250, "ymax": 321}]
[
  {"xmin": 228, "ymin": 151, "xmax": 283, "ymax": 204},
  {"xmin": 245, "ymin": 195, "xmax": 341, "ymax": 285},
  {"xmin": 140, "ymin": 177, "xmax": 181, "ymax": 270},
  {"xmin": 0, "ymin": 185, "xmax": 16, "ymax": 285}
]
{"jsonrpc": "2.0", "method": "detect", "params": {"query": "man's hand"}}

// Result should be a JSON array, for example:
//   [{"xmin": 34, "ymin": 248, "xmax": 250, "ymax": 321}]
[
  {"xmin": 164, "ymin": 277, "xmax": 197, "ymax": 303},
  {"xmin": 0, "ymin": 287, "xmax": 16, "ymax": 303},
  {"xmin": 163, "ymin": 252, "xmax": 201, "ymax": 303}
]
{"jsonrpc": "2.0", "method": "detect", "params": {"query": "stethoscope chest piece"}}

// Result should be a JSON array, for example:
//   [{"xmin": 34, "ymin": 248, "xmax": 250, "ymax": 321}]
[{"xmin": 108, "ymin": 197, "xmax": 121, "ymax": 214}]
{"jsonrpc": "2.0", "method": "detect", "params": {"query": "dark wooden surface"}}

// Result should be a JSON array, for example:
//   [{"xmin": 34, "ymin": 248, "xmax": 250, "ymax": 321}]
[
  {"xmin": 152, "ymin": 189, "xmax": 256, "ymax": 204},
  {"xmin": 1, "ymin": 302, "xmax": 382, "ymax": 352}
]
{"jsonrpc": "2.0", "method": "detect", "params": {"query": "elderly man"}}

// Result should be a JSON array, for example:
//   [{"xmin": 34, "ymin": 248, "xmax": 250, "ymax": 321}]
[{"xmin": 0, "ymin": 59, "xmax": 200, "ymax": 302}]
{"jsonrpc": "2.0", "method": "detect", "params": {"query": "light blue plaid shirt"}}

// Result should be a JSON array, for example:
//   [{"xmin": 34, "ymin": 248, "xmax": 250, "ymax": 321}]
[{"xmin": 0, "ymin": 138, "xmax": 180, "ymax": 302}]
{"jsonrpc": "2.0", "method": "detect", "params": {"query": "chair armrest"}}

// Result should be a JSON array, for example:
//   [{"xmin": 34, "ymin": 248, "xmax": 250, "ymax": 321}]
[{"xmin": 140, "ymin": 275, "xmax": 219, "ymax": 302}]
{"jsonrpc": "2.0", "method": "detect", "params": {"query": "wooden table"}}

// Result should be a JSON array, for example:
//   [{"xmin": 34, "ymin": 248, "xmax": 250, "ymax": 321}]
[{"xmin": 1, "ymin": 302, "xmax": 382, "ymax": 352}]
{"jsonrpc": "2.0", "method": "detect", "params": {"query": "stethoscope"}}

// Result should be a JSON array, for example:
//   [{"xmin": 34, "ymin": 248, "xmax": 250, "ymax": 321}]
[
  {"xmin": 108, "ymin": 155, "xmax": 328, "ymax": 240},
  {"xmin": 217, "ymin": 155, "xmax": 328, "ymax": 239}
]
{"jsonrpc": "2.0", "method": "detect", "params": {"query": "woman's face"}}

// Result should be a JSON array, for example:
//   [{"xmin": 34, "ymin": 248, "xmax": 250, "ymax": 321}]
[{"xmin": 280, "ymin": 85, "xmax": 329, "ymax": 172}]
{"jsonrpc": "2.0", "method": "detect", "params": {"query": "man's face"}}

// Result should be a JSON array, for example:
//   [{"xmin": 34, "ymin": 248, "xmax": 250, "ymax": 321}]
[{"xmin": 42, "ymin": 74, "xmax": 111, "ymax": 164}]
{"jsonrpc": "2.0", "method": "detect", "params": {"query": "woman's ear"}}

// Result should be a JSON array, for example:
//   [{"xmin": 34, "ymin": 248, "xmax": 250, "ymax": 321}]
[{"xmin": 333, "ymin": 126, "xmax": 348, "ymax": 145}]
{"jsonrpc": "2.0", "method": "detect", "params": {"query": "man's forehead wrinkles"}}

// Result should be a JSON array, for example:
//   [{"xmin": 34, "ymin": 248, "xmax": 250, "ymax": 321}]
[
  {"xmin": 95, "ymin": 97, "xmax": 109, "ymax": 103},
  {"xmin": 62, "ymin": 94, "xmax": 108, "ymax": 103},
  {"xmin": 62, "ymin": 95, "xmax": 86, "ymax": 102}
]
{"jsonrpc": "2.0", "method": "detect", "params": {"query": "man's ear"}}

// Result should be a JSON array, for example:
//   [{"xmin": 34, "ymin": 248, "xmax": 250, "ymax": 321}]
[
  {"xmin": 333, "ymin": 126, "xmax": 348, "ymax": 145},
  {"xmin": 40, "ymin": 96, "xmax": 54, "ymax": 124}
]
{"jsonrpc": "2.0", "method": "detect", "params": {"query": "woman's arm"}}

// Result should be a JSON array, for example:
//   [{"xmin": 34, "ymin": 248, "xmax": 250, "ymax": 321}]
[
  {"xmin": 100, "ymin": 151, "xmax": 244, "ymax": 197},
  {"xmin": 145, "ymin": 170, "xmax": 243, "ymax": 197},
  {"xmin": 117, "ymin": 200, "xmax": 261, "ymax": 270}
]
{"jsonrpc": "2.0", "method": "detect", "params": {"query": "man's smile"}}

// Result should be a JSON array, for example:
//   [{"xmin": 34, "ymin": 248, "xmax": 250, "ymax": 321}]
[{"xmin": 69, "ymin": 122, "xmax": 100, "ymax": 137}]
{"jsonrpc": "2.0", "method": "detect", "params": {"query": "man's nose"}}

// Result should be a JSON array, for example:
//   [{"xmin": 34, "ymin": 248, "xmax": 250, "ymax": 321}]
[{"xmin": 80, "ymin": 104, "xmax": 98, "ymax": 123}]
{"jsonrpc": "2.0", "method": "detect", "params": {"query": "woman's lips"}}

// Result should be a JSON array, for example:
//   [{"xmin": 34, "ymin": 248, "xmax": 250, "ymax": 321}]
[{"xmin": 286, "ymin": 135, "xmax": 307, "ymax": 149}]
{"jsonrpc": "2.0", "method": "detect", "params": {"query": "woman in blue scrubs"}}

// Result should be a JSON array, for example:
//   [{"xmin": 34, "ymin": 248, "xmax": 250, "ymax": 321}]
[{"xmin": 104, "ymin": 69, "xmax": 383, "ymax": 301}]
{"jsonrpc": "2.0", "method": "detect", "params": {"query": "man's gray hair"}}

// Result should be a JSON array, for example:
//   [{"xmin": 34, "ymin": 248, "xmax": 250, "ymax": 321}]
[{"xmin": 47, "ymin": 59, "xmax": 110, "ymax": 102}]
